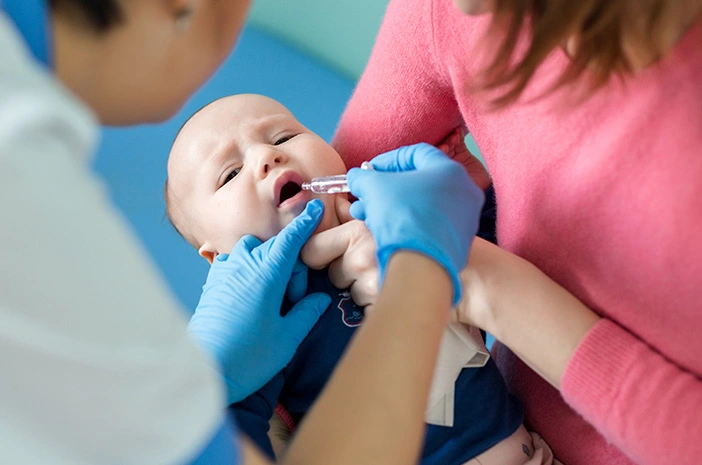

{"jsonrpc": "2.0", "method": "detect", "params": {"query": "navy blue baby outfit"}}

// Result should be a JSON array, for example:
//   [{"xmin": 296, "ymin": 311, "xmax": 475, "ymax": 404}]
[{"xmin": 230, "ymin": 187, "xmax": 524, "ymax": 465}]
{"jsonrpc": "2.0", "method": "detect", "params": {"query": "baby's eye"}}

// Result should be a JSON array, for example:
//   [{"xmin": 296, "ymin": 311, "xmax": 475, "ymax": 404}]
[
  {"xmin": 222, "ymin": 167, "xmax": 241, "ymax": 186},
  {"xmin": 274, "ymin": 134, "xmax": 297, "ymax": 146}
]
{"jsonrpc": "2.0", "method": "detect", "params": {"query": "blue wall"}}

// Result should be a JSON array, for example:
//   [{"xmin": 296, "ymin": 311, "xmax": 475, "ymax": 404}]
[{"xmin": 248, "ymin": 0, "xmax": 390, "ymax": 80}]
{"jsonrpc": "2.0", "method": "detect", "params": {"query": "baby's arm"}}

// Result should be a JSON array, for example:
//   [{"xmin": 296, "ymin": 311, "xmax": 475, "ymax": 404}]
[
  {"xmin": 229, "ymin": 372, "xmax": 285, "ymax": 460},
  {"xmin": 267, "ymin": 409, "xmax": 293, "ymax": 460}
]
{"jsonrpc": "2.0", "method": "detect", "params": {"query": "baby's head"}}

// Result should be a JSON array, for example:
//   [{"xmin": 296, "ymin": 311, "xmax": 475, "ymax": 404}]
[{"xmin": 166, "ymin": 94, "xmax": 347, "ymax": 263}]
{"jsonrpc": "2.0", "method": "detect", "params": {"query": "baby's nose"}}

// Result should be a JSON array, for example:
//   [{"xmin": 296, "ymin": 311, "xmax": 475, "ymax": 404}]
[{"xmin": 259, "ymin": 150, "xmax": 287, "ymax": 176}]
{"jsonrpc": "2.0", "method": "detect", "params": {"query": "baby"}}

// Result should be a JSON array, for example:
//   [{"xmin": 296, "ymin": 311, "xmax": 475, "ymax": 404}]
[{"xmin": 166, "ymin": 94, "xmax": 558, "ymax": 465}]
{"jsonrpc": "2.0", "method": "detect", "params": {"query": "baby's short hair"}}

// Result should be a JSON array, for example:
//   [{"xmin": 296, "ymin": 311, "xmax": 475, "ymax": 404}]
[
  {"xmin": 164, "ymin": 106, "xmax": 213, "ymax": 249},
  {"xmin": 163, "ymin": 177, "xmax": 200, "ymax": 249}
]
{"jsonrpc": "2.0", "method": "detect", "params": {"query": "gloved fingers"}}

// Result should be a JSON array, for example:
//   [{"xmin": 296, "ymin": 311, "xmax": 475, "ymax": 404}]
[
  {"xmin": 362, "ymin": 145, "xmax": 418, "ymax": 172},
  {"xmin": 233, "ymin": 234, "xmax": 263, "ymax": 255},
  {"xmin": 270, "ymin": 199, "xmax": 324, "ymax": 266},
  {"xmin": 285, "ymin": 292, "xmax": 332, "ymax": 341},
  {"xmin": 286, "ymin": 259, "xmax": 309, "ymax": 303},
  {"xmin": 214, "ymin": 253, "xmax": 230, "ymax": 262},
  {"xmin": 408, "ymin": 143, "xmax": 457, "ymax": 171},
  {"xmin": 361, "ymin": 142, "xmax": 431, "ymax": 172},
  {"xmin": 372, "ymin": 143, "xmax": 457, "ymax": 174},
  {"xmin": 363, "ymin": 151, "xmax": 401, "ymax": 172},
  {"xmin": 348, "ymin": 199, "xmax": 366, "ymax": 221},
  {"xmin": 346, "ymin": 167, "xmax": 385, "ymax": 201}
]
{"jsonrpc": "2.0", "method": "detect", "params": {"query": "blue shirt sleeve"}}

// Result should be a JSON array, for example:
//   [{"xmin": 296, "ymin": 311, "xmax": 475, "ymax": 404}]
[{"xmin": 228, "ymin": 371, "xmax": 285, "ymax": 459}]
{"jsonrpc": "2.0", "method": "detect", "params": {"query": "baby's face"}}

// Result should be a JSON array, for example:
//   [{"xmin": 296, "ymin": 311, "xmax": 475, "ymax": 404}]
[{"xmin": 168, "ymin": 94, "xmax": 347, "ymax": 262}]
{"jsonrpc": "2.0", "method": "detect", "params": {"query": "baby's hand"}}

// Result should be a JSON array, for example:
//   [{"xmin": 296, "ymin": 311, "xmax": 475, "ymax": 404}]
[
  {"xmin": 438, "ymin": 128, "xmax": 491, "ymax": 191},
  {"xmin": 301, "ymin": 196, "xmax": 379, "ymax": 311}
]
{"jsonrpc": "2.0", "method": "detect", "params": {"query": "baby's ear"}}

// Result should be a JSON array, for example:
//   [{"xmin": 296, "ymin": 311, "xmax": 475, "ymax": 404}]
[{"xmin": 198, "ymin": 242, "xmax": 217, "ymax": 265}]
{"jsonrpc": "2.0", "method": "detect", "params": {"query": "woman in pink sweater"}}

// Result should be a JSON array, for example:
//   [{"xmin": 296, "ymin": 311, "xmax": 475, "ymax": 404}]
[{"xmin": 332, "ymin": 1, "xmax": 702, "ymax": 464}]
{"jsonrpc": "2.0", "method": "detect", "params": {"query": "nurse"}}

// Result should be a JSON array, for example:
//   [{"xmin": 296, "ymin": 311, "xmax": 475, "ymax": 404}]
[{"xmin": 0, "ymin": 1, "xmax": 485, "ymax": 464}]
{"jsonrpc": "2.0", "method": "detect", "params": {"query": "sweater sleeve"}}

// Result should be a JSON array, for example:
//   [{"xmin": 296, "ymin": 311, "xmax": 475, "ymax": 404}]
[
  {"xmin": 562, "ymin": 319, "xmax": 702, "ymax": 465},
  {"xmin": 332, "ymin": 0, "xmax": 463, "ymax": 167}
]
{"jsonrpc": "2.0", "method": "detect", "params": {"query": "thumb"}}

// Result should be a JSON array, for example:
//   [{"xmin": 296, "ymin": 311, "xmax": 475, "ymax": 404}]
[
  {"xmin": 285, "ymin": 292, "xmax": 331, "ymax": 343},
  {"xmin": 270, "ymin": 199, "xmax": 324, "ymax": 264},
  {"xmin": 346, "ymin": 166, "xmax": 378, "ymax": 198},
  {"xmin": 235, "ymin": 235, "xmax": 263, "ymax": 254},
  {"xmin": 286, "ymin": 259, "xmax": 309, "ymax": 303},
  {"xmin": 349, "ymin": 200, "xmax": 366, "ymax": 221}
]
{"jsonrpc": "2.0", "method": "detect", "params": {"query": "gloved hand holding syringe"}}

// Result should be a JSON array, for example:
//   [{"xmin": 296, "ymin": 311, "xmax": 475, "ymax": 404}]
[{"xmin": 301, "ymin": 161, "xmax": 374, "ymax": 194}]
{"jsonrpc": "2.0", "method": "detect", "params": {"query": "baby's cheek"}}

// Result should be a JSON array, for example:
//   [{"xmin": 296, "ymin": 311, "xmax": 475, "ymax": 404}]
[{"xmin": 312, "ymin": 212, "xmax": 335, "ymax": 235}]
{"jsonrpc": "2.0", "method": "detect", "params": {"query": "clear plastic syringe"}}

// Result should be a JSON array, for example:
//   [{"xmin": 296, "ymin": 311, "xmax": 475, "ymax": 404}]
[
  {"xmin": 301, "ymin": 161, "xmax": 374, "ymax": 194},
  {"xmin": 301, "ymin": 175, "xmax": 350, "ymax": 194}
]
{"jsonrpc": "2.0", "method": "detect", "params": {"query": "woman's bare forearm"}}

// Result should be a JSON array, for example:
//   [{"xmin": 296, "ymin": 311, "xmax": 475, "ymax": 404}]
[
  {"xmin": 459, "ymin": 238, "xmax": 600, "ymax": 388},
  {"xmin": 283, "ymin": 251, "xmax": 452, "ymax": 465}
]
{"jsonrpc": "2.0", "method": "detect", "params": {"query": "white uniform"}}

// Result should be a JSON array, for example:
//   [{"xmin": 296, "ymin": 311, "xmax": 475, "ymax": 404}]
[{"xmin": 0, "ymin": 13, "xmax": 225, "ymax": 465}]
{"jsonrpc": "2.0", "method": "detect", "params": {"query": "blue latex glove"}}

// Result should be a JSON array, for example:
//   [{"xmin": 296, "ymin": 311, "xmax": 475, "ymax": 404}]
[
  {"xmin": 286, "ymin": 258, "xmax": 309, "ymax": 303},
  {"xmin": 346, "ymin": 143, "xmax": 485, "ymax": 304},
  {"xmin": 188, "ymin": 200, "xmax": 332, "ymax": 404}
]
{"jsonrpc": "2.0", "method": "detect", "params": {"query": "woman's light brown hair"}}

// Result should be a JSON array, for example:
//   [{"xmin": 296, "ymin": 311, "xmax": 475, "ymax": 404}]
[{"xmin": 484, "ymin": 0, "xmax": 668, "ymax": 106}]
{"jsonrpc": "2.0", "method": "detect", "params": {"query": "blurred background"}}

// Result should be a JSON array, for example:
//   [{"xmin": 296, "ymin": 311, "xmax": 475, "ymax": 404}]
[
  {"xmin": 94, "ymin": 1, "xmax": 390, "ymax": 312},
  {"xmin": 248, "ymin": 0, "xmax": 390, "ymax": 81},
  {"xmin": 94, "ymin": 1, "xmax": 482, "ymax": 316}
]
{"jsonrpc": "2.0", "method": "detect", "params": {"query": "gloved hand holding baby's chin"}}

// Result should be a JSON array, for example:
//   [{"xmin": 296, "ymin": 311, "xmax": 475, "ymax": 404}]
[
  {"xmin": 347, "ymin": 143, "xmax": 485, "ymax": 305},
  {"xmin": 188, "ymin": 200, "xmax": 331, "ymax": 404}
]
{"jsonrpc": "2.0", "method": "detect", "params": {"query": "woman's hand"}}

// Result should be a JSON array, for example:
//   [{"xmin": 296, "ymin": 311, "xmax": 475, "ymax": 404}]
[
  {"xmin": 301, "ymin": 196, "xmax": 379, "ymax": 311},
  {"xmin": 437, "ymin": 128, "xmax": 491, "ymax": 191},
  {"xmin": 188, "ymin": 200, "xmax": 332, "ymax": 404}
]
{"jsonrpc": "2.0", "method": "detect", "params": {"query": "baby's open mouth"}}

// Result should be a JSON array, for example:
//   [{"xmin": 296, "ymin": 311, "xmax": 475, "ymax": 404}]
[{"xmin": 278, "ymin": 181, "xmax": 302, "ymax": 205}]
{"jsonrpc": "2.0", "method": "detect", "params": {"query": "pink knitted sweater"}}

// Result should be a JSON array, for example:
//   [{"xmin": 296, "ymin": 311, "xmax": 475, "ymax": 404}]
[{"xmin": 332, "ymin": 1, "xmax": 702, "ymax": 464}]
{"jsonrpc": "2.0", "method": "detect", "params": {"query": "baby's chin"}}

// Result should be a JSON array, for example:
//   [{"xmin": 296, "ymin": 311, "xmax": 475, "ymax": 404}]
[
  {"xmin": 273, "ymin": 200, "xmax": 341, "ymax": 239},
  {"xmin": 283, "ymin": 194, "xmax": 342, "ymax": 234},
  {"xmin": 232, "ymin": 197, "xmax": 342, "ymax": 249}
]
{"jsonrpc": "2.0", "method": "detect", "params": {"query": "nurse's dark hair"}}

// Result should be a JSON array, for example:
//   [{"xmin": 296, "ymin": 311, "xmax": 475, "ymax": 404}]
[
  {"xmin": 49, "ymin": 0, "xmax": 123, "ymax": 32},
  {"xmin": 485, "ymin": 0, "xmax": 668, "ymax": 106}
]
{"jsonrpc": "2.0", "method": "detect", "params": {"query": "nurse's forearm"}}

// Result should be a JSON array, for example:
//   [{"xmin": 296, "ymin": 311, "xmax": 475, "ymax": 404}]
[
  {"xmin": 283, "ymin": 252, "xmax": 452, "ymax": 465},
  {"xmin": 460, "ymin": 238, "xmax": 600, "ymax": 389}
]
